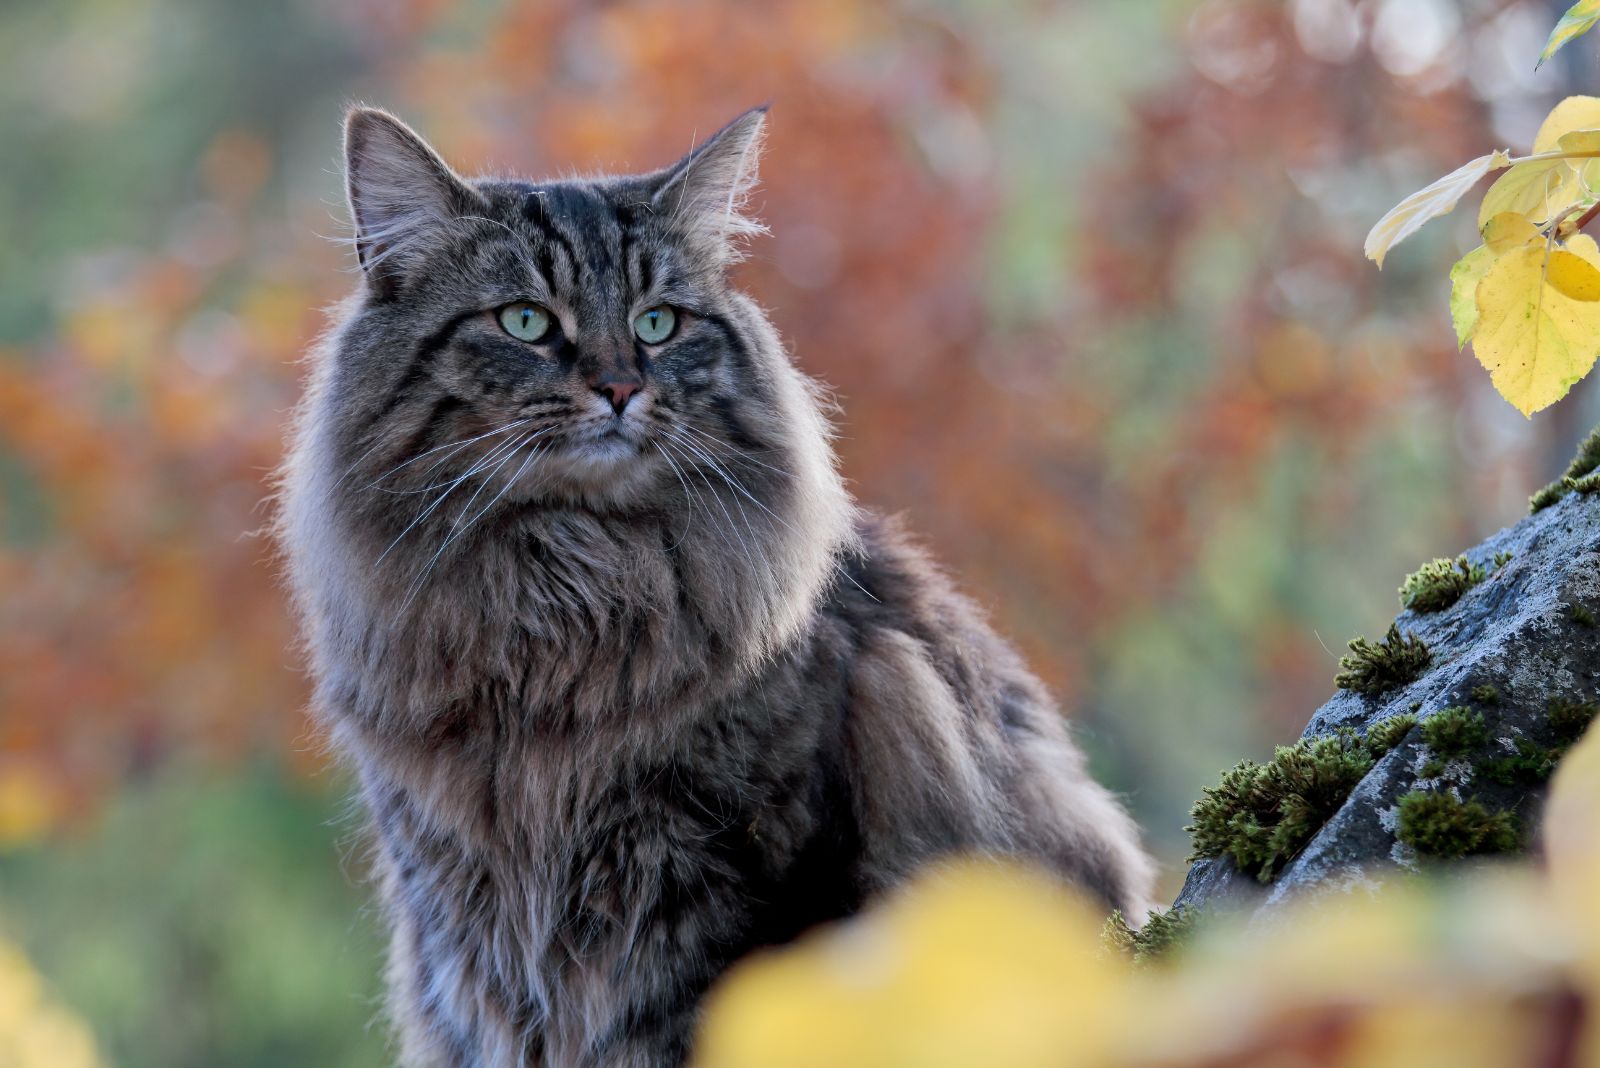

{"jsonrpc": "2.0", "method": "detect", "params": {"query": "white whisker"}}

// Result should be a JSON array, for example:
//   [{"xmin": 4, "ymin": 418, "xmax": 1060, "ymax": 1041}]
[
  {"xmin": 652, "ymin": 442, "xmax": 698, "ymax": 552},
  {"xmin": 400, "ymin": 438, "xmax": 549, "ymax": 611},
  {"xmin": 661, "ymin": 436, "xmax": 763, "ymax": 577},
  {"xmin": 674, "ymin": 423, "xmax": 789, "ymax": 477},
  {"xmin": 375, "ymin": 431, "xmax": 528, "ymax": 565},
  {"xmin": 361, "ymin": 417, "xmax": 533, "ymax": 490}
]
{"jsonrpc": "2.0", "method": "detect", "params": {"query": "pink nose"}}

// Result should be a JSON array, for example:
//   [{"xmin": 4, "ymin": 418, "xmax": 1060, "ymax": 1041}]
[{"xmin": 594, "ymin": 378, "xmax": 640, "ymax": 414}]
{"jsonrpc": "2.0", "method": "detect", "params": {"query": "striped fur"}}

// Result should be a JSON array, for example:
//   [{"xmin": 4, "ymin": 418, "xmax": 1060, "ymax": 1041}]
[{"xmin": 277, "ymin": 106, "xmax": 1154, "ymax": 1068}]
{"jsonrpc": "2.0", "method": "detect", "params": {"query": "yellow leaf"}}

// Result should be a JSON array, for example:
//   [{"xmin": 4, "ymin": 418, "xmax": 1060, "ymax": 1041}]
[
  {"xmin": 693, "ymin": 860, "xmax": 1128, "ymax": 1068},
  {"xmin": 1557, "ymin": 130, "xmax": 1600, "ymax": 200},
  {"xmin": 1473, "ymin": 242, "xmax": 1600, "ymax": 415},
  {"xmin": 1366, "ymin": 152, "xmax": 1511, "ymax": 268},
  {"xmin": 0, "ymin": 939, "xmax": 104, "ymax": 1068},
  {"xmin": 1478, "ymin": 158, "xmax": 1582, "ymax": 227},
  {"xmin": 1449, "ymin": 244, "xmax": 1494, "ymax": 348},
  {"xmin": 1533, "ymin": 96, "xmax": 1600, "ymax": 152},
  {"xmin": 1538, "ymin": 0, "xmax": 1600, "ymax": 69},
  {"xmin": 1547, "ymin": 247, "xmax": 1600, "ymax": 299},
  {"xmin": 1545, "ymin": 725, "xmax": 1600, "ymax": 905},
  {"xmin": 1543, "ymin": 727, "xmax": 1600, "ymax": 1064},
  {"xmin": 1556, "ymin": 129, "xmax": 1600, "ymax": 154},
  {"xmin": 1568, "ymin": 232, "xmax": 1600, "ymax": 263},
  {"xmin": 1482, "ymin": 211, "xmax": 1541, "ymax": 253}
]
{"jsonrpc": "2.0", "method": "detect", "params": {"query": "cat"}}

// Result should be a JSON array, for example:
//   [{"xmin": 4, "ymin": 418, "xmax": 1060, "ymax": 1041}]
[{"xmin": 277, "ymin": 104, "xmax": 1155, "ymax": 1068}]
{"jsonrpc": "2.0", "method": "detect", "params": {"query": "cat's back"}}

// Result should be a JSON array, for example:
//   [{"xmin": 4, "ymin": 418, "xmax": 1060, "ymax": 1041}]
[{"xmin": 806, "ymin": 511, "xmax": 1154, "ymax": 909}]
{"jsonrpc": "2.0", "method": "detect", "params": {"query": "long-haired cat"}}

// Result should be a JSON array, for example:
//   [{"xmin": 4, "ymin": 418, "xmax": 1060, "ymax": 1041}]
[{"xmin": 277, "ymin": 104, "xmax": 1154, "ymax": 1067}]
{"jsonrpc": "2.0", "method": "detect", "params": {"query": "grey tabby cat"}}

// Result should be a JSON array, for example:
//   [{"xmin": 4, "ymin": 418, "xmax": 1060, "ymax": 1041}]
[{"xmin": 277, "ymin": 104, "xmax": 1154, "ymax": 1068}]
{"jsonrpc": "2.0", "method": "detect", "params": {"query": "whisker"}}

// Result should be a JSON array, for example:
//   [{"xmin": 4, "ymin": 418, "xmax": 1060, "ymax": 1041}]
[
  {"xmin": 661, "ymin": 436, "xmax": 762, "ymax": 577},
  {"xmin": 669, "ymin": 428, "xmax": 878, "ymax": 602},
  {"xmin": 376, "ymin": 427, "xmax": 558, "ymax": 497},
  {"xmin": 360, "ymin": 417, "xmax": 533, "ymax": 490},
  {"xmin": 667, "ymin": 430, "xmax": 786, "ymax": 531},
  {"xmin": 674, "ymin": 423, "xmax": 790, "ymax": 478},
  {"xmin": 652, "ymin": 442, "xmax": 698, "ymax": 552},
  {"xmin": 374, "ymin": 431, "xmax": 528, "ymax": 565},
  {"xmin": 400, "ymin": 438, "xmax": 549, "ymax": 611},
  {"xmin": 445, "ymin": 432, "xmax": 535, "ymax": 530}
]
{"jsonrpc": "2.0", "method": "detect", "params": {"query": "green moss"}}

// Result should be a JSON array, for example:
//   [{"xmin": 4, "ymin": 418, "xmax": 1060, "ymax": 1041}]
[
  {"xmin": 1102, "ymin": 905, "xmax": 1202, "ymax": 964},
  {"xmin": 1420, "ymin": 706, "xmax": 1491, "ymax": 760},
  {"xmin": 1567, "ymin": 470, "xmax": 1600, "ymax": 494},
  {"xmin": 1395, "ymin": 790, "xmax": 1521, "ymax": 858},
  {"xmin": 1187, "ymin": 715, "xmax": 1415, "ymax": 882},
  {"xmin": 1102, "ymin": 909, "xmax": 1136, "ymax": 955},
  {"xmin": 1530, "ymin": 483, "xmax": 1567, "ymax": 512},
  {"xmin": 1571, "ymin": 604, "xmax": 1597, "ymax": 628},
  {"xmin": 1335, "ymin": 624, "xmax": 1431, "ymax": 696},
  {"xmin": 1363, "ymin": 712, "xmax": 1418, "ymax": 755},
  {"xmin": 1470, "ymin": 684, "xmax": 1500, "ymax": 705},
  {"xmin": 1482, "ymin": 739, "xmax": 1559, "ymax": 786},
  {"xmin": 1548, "ymin": 696, "xmax": 1598, "ymax": 744},
  {"xmin": 1531, "ymin": 426, "xmax": 1600, "ymax": 512},
  {"xmin": 1481, "ymin": 698, "xmax": 1596, "ymax": 785},
  {"xmin": 1399, "ymin": 556, "xmax": 1485, "ymax": 613}
]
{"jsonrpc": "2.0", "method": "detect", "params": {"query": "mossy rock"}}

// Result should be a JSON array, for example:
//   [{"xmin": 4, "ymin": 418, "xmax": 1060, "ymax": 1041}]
[{"xmin": 1175, "ymin": 428, "xmax": 1600, "ymax": 916}]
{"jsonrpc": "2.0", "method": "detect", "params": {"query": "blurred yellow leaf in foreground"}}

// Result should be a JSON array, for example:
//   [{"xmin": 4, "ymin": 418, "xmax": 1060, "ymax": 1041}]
[
  {"xmin": 0, "ymin": 937, "xmax": 102, "ymax": 1068},
  {"xmin": 696, "ymin": 726, "xmax": 1600, "ymax": 1066},
  {"xmin": 694, "ymin": 861, "xmax": 1127, "ymax": 1068}
]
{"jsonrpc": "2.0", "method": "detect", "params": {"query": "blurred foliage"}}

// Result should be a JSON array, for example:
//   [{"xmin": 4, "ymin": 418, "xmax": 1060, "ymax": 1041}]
[
  {"xmin": 694, "ymin": 727, "xmax": 1600, "ymax": 1067},
  {"xmin": 5, "ymin": 0, "xmax": 1600, "ymax": 1059},
  {"xmin": 0, "ymin": 766, "xmax": 386, "ymax": 1067}
]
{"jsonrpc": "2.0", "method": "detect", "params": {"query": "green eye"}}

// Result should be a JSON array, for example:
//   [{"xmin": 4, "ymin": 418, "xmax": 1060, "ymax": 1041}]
[
  {"xmin": 633, "ymin": 306, "xmax": 677, "ymax": 344},
  {"xmin": 498, "ymin": 302, "xmax": 552, "ymax": 343}
]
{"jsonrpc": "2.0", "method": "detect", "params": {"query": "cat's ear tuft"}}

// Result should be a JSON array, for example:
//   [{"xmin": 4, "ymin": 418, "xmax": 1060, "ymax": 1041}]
[
  {"xmin": 343, "ymin": 106, "xmax": 481, "ymax": 293},
  {"xmin": 651, "ymin": 107, "xmax": 769, "ymax": 268}
]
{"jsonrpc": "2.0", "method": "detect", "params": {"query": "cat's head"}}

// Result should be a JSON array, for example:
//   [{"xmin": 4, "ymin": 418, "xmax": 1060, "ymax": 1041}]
[
  {"xmin": 290, "ymin": 105, "xmax": 853, "ymax": 648},
  {"xmin": 328, "ymin": 105, "xmax": 791, "ymax": 513}
]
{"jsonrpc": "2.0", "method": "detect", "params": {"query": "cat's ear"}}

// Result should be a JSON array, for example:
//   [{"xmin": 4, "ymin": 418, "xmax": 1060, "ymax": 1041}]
[
  {"xmin": 343, "ymin": 106, "xmax": 481, "ymax": 293},
  {"xmin": 650, "ymin": 107, "xmax": 769, "ymax": 268}
]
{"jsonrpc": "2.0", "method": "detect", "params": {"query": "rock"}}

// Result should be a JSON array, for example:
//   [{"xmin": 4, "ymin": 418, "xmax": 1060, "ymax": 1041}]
[{"xmin": 1174, "ymin": 487, "xmax": 1600, "ymax": 914}]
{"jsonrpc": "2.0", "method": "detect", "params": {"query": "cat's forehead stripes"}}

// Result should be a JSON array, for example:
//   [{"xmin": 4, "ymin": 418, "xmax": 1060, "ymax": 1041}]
[
  {"xmin": 516, "ymin": 182, "xmax": 661, "ymax": 309},
  {"xmin": 520, "ymin": 184, "xmax": 618, "ymax": 280}
]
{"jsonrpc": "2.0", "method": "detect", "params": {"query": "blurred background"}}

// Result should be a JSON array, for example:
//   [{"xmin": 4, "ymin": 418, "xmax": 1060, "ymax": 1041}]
[{"xmin": 3, "ymin": 0, "xmax": 1599, "ymax": 1063}]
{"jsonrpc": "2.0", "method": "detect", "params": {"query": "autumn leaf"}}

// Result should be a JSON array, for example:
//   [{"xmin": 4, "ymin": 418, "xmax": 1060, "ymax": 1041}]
[
  {"xmin": 1483, "ymin": 210, "xmax": 1541, "ymax": 252},
  {"xmin": 1449, "ymin": 244, "xmax": 1494, "ymax": 348},
  {"xmin": 1478, "ymin": 158, "xmax": 1575, "ymax": 227},
  {"xmin": 695, "ymin": 861, "xmax": 1129, "ymax": 1068},
  {"xmin": 1543, "ymin": 724, "xmax": 1600, "ymax": 1002},
  {"xmin": 1533, "ymin": 95, "xmax": 1600, "ymax": 152},
  {"xmin": 1538, "ymin": 0, "xmax": 1600, "ymax": 69},
  {"xmin": 1478, "ymin": 131, "xmax": 1600, "ymax": 228},
  {"xmin": 1472, "ymin": 232, "xmax": 1600, "ymax": 415},
  {"xmin": 1365, "ymin": 151, "xmax": 1511, "ymax": 268},
  {"xmin": 1550, "ymin": 234, "xmax": 1600, "ymax": 298}
]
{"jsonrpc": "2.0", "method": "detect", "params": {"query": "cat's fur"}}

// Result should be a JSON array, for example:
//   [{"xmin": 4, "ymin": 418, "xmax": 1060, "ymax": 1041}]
[{"xmin": 278, "ymin": 105, "xmax": 1155, "ymax": 1068}]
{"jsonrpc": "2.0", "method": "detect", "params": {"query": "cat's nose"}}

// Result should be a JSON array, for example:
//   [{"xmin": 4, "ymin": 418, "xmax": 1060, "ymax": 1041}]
[{"xmin": 591, "ymin": 376, "xmax": 641, "ymax": 415}]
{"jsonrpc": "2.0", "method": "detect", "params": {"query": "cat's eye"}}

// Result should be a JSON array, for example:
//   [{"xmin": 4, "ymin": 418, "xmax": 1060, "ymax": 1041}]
[
  {"xmin": 633, "ymin": 306, "xmax": 677, "ymax": 345},
  {"xmin": 498, "ymin": 302, "xmax": 552, "ymax": 343}
]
